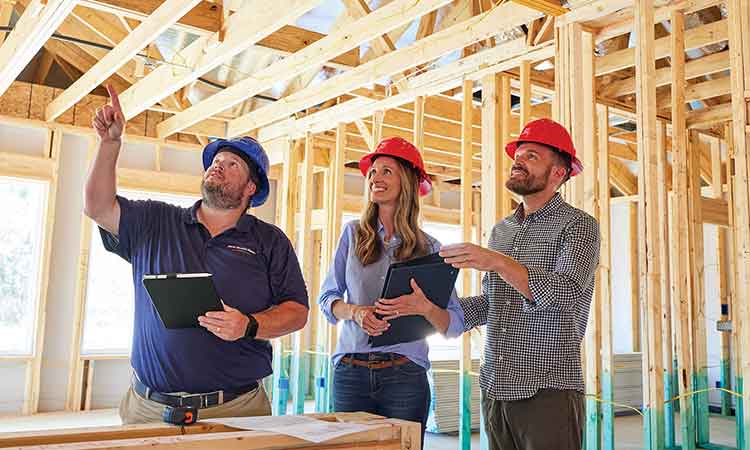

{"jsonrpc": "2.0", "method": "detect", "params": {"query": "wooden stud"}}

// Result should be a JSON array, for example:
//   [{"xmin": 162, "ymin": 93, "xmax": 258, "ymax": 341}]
[
  {"xmin": 481, "ymin": 73, "xmax": 502, "ymax": 246},
  {"xmin": 519, "ymin": 59, "xmax": 532, "ymax": 129},
  {"xmin": 372, "ymin": 110, "xmax": 384, "ymax": 147},
  {"xmin": 598, "ymin": 105, "xmax": 615, "ymax": 450},
  {"xmin": 635, "ymin": 1, "xmax": 666, "ymax": 445},
  {"xmin": 290, "ymin": 132, "xmax": 315, "ymax": 415},
  {"xmin": 728, "ymin": 0, "xmax": 750, "ymax": 444},
  {"xmin": 657, "ymin": 121, "xmax": 676, "ymax": 448},
  {"xmin": 459, "ymin": 79, "xmax": 473, "ymax": 450},
  {"xmin": 670, "ymin": 10, "xmax": 697, "ymax": 450},
  {"xmin": 273, "ymin": 137, "xmax": 299, "ymax": 415},
  {"xmin": 711, "ymin": 135, "xmax": 733, "ymax": 416},
  {"xmin": 23, "ymin": 128, "xmax": 61, "ymax": 415},
  {"xmin": 688, "ymin": 131, "xmax": 709, "ymax": 446},
  {"xmin": 414, "ymin": 96, "xmax": 425, "ymax": 153},
  {"xmin": 629, "ymin": 202, "xmax": 641, "ymax": 353},
  {"xmin": 500, "ymin": 75, "xmax": 513, "ymax": 216}
]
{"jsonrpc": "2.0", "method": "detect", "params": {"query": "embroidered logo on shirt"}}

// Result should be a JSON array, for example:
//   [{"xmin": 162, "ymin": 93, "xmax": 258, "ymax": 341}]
[{"xmin": 227, "ymin": 244, "xmax": 256, "ymax": 256}]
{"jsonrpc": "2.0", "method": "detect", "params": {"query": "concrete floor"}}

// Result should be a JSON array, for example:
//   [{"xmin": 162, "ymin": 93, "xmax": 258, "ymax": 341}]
[{"xmin": 0, "ymin": 409, "xmax": 739, "ymax": 449}]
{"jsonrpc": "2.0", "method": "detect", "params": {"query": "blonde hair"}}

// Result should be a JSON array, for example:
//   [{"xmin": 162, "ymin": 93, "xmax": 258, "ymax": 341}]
[{"xmin": 355, "ymin": 158, "xmax": 430, "ymax": 266}]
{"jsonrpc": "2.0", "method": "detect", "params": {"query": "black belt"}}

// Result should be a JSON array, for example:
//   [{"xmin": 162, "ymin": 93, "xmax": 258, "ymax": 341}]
[{"xmin": 132, "ymin": 377, "xmax": 258, "ymax": 409}]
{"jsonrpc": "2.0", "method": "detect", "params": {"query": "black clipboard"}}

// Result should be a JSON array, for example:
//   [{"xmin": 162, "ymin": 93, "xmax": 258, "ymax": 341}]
[
  {"xmin": 142, "ymin": 273, "xmax": 224, "ymax": 329},
  {"xmin": 369, "ymin": 252, "xmax": 459, "ymax": 347}
]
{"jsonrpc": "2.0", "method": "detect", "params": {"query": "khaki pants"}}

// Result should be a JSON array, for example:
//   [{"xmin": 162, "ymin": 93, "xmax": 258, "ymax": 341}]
[
  {"xmin": 119, "ymin": 384, "xmax": 271, "ymax": 425},
  {"xmin": 481, "ymin": 389, "xmax": 583, "ymax": 450}
]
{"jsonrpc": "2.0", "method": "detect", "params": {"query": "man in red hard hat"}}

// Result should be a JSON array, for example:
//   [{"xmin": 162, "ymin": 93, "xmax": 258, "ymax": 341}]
[{"xmin": 441, "ymin": 118, "xmax": 601, "ymax": 450}]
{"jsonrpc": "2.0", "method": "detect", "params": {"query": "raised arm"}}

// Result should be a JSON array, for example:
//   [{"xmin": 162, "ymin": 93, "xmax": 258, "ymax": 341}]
[{"xmin": 83, "ymin": 85, "xmax": 125, "ymax": 235}]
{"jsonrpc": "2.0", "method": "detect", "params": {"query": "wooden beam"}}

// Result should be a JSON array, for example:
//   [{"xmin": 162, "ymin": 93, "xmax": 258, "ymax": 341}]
[
  {"xmin": 510, "ymin": 0, "xmax": 567, "ymax": 16},
  {"xmin": 598, "ymin": 104, "xmax": 615, "ymax": 450},
  {"xmin": 46, "ymin": 0, "xmax": 203, "ymax": 122},
  {"xmin": 685, "ymin": 103, "xmax": 733, "ymax": 128},
  {"xmin": 156, "ymin": 0, "xmax": 450, "ymax": 138},
  {"xmin": 728, "ymin": 0, "xmax": 750, "ymax": 442},
  {"xmin": 413, "ymin": 96, "xmax": 425, "ymax": 152},
  {"xmin": 23, "ymin": 130, "xmax": 61, "ymax": 415},
  {"xmin": 656, "ymin": 76, "xmax": 732, "ymax": 110},
  {"xmin": 628, "ymin": 202, "xmax": 641, "ymax": 353},
  {"xmin": 634, "ymin": 1, "xmax": 665, "ymax": 445},
  {"xmin": 78, "ymin": 0, "xmax": 358, "ymax": 68},
  {"xmin": 600, "ymin": 50, "xmax": 730, "ymax": 99},
  {"xmin": 0, "ymin": 0, "xmax": 77, "ymax": 96},
  {"xmin": 116, "ymin": 0, "xmax": 322, "ymax": 120},
  {"xmin": 596, "ymin": 19, "xmax": 728, "ymax": 77},
  {"xmin": 34, "ymin": 49, "xmax": 55, "ymax": 85},
  {"xmin": 458, "ymin": 78, "xmax": 473, "ymax": 450},
  {"xmin": 290, "ymin": 134, "xmax": 314, "ymax": 415},
  {"xmin": 657, "ymin": 120, "xmax": 676, "ymax": 447},
  {"xmin": 226, "ymin": 2, "xmax": 542, "ymax": 136},
  {"xmin": 670, "ymin": 10, "xmax": 697, "ymax": 450},
  {"xmin": 519, "ymin": 59, "xmax": 532, "ymax": 128},
  {"xmin": 481, "ymin": 73, "xmax": 502, "ymax": 244},
  {"xmin": 0, "ymin": 0, "xmax": 13, "ymax": 44}
]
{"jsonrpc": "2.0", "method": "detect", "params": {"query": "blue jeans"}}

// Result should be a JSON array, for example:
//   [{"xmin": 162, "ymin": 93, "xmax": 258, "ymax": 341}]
[{"xmin": 333, "ymin": 353, "xmax": 430, "ymax": 449}]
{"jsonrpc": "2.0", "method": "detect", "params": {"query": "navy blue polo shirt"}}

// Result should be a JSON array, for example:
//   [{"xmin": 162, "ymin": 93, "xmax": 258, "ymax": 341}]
[{"xmin": 99, "ymin": 196, "xmax": 308, "ymax": 394}]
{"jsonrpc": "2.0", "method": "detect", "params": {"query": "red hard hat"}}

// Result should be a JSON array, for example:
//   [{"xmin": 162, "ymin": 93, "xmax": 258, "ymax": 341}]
[
  {"xmin": 505, "ymin": 118, "xmax": 583, "ymax": 176},
  {"xmin": 359, "ymin": 137, "xmax": 432, "ymax": 196}
]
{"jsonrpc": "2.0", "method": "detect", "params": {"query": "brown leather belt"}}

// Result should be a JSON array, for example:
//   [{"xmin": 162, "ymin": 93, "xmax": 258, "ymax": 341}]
[{"xmin": 341, "ymin": 355, "xmax": 411, "ymax": 369}]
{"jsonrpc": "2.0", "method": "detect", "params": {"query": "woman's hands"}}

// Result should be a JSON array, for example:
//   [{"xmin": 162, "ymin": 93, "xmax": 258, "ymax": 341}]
[
  {"xmin": 374, "ymin": 279, "xmax": 434, "ymax": 320},
  {"xmin": 352, "ymin": 305, "xmax": 390, "ymax": 336}
]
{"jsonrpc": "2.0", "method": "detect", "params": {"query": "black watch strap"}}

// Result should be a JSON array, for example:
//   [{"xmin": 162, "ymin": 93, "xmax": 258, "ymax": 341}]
[{"xmin": 244, "ymin": 314, "xmax": 259, "ymax": 339}]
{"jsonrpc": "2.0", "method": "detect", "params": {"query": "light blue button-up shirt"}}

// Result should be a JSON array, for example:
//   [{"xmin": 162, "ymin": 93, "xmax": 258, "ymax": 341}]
[{"xmin": 318, "ymin": 220, "xmax": 465, "ymax": 370}]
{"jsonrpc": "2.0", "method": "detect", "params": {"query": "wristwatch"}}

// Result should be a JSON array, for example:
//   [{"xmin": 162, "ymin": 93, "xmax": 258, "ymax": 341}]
[{"xmin": 244, "ymin": 314, "xmax": 259, "ymax": 339}]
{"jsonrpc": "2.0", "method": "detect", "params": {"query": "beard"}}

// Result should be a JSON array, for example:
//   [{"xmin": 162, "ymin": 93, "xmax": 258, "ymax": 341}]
[
  {"xmin": 505, "ymin": 165, "xmax": 551, "ymax": 196},
  {"xmin": 201, "ymin": 178, "xmax": 245, "ymax": 210}
]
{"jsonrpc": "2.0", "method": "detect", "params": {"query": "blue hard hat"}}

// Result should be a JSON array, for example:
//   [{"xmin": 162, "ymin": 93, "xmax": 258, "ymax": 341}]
[{"xmin": 202, "ymin": 137, "xmax": 270, "ymax": 207}]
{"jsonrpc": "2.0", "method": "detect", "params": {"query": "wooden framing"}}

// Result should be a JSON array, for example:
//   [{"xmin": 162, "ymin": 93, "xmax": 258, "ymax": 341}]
[
  {"xmin": 634, "ymin": 2, "xmax": 665, "ymax": 446},
  {"xmin": 226, "ymin": 2, "xmax": 542, "ymax": 136},
  {"xmin": 458, "ymin": 79, "xmax": 473, "ymax": 450},
  {"xmin": 45, "ymin": 0, "xmax": 204, "ymax": 121},
  {"xmin": 0, "ymin": 0, "xmax": 77, "ymax": 96},
  {"xmin": 155, "ymin": 0, "xmax": 452, "ymax": 138},
  {"xmin": 290, "ymin": 132, "xmax": 315, "ymax": 415},
  {"xmin": 728, "ymin": 1, "xmax": 750, "ymax": 446},
  {"xmin": 670, "ymin": 10, "xmax": 697, "ymax": 450},
  {"xmin": 628, "ymin": 202, "xmax": 640, "ymax": 353},
  {"xmin": 597, "ymin": 104, "xmax": 615, "ymax": 450},
  {"xmin": 688, "ymin": 130, "xmax": 710, "ymax": 446},
  {"xmin": 0, "ymin": 412, "xmax": 421, "ymax": 449},
  {"xmin": 480, "ymin": 73, "xmax": 503, "ymax": 245},
  {"xmin": 117, "ymin": 0, "xmax": 323, "ymax": 120}
]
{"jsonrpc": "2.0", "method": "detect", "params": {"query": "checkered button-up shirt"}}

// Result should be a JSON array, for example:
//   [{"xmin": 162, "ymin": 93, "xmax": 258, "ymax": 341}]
[{"xmin": 459, "ymin": 192, "xmax": 600, "ymax": 401}]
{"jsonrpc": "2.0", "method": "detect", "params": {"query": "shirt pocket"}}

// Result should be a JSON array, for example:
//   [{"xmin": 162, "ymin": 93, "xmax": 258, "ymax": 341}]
[{"xmin": 517, "ymin": 240, "xmax": 557, "ymax": 272}]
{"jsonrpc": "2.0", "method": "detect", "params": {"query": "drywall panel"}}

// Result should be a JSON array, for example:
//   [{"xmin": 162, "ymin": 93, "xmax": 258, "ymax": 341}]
[
  {"xmin": 0, "ymin": 361, "xmax": 27, "ymax": 415},
  {"xmin": 89, "ymin": 359, "xmax": 131, "ymax": 410},
  {"xmin": 0, "ymin": 124, "xmax": 47, "ymax": 157},
  {"xmin": 118, "ymin": 141, "xmax": 156, "ymax": 171},
  {"xmin": 159, "ymin": 147, "xmax": 203, "ymax": 175}
]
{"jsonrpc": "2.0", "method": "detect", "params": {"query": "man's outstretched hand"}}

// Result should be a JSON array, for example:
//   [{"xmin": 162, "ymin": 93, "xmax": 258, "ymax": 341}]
[{"xmin": 93, "ymin": 85, "xmax": 125, "ymax": 142}]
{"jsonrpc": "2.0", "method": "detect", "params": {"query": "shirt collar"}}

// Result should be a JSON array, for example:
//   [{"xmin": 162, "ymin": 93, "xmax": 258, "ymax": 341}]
[
  {"xmin": 513, "ymin": 192, "xmax": 564, "ymax": 223},
  {"xmin": 377, "ymin": 219, "xmax": 401, "ymax": 246},
  {"xmin": 182, "ymin": 199, "xmax": 254, "ymax": 232}
]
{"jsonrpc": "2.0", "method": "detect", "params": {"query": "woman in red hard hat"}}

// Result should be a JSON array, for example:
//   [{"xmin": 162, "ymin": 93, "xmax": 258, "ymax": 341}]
[
  {"xmin": 317, "ymin": 137, "xmax": 465, "ymax": 448},
  {"xmin": 441, "ymin": 118, "xmax": 601, "ymax": 450}
]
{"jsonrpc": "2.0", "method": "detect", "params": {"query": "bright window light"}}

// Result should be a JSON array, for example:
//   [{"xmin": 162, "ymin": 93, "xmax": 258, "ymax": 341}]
[
  {"xmin": 81, "ymin": 190, "xmax": 198, "ymax": 356},
  {"xmin": 0, "ymin": 177, "xmax": 47, "ymax": 356}
]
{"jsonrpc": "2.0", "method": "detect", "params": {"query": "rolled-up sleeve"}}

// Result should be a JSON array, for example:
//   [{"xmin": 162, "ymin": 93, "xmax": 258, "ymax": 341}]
[
  {"xmin": 444, "ymin": 288, "xmax": 465, "ymax": 338},
  {"xmin": 459, "ymin": 272, "xmax": 490, "ymax": 330},
  {"xmin": 317, "ymin": 225, "xmax": 351, "ymax": 325},
  {"xmin": 525, "ymin": 215, "xmax": 600, "ymax": 313}
]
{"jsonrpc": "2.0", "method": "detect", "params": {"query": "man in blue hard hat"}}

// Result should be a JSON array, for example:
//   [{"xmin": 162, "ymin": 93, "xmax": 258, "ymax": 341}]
[{"xmin": 84, "ymin": 86, "xmax": 309, "ymax": 424}]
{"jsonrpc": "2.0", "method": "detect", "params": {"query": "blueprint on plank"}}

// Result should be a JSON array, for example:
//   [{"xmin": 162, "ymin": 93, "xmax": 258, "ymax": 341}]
[{"xmin": 203, "ymin": 415, "xmax": 381, "ymax": 443}]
